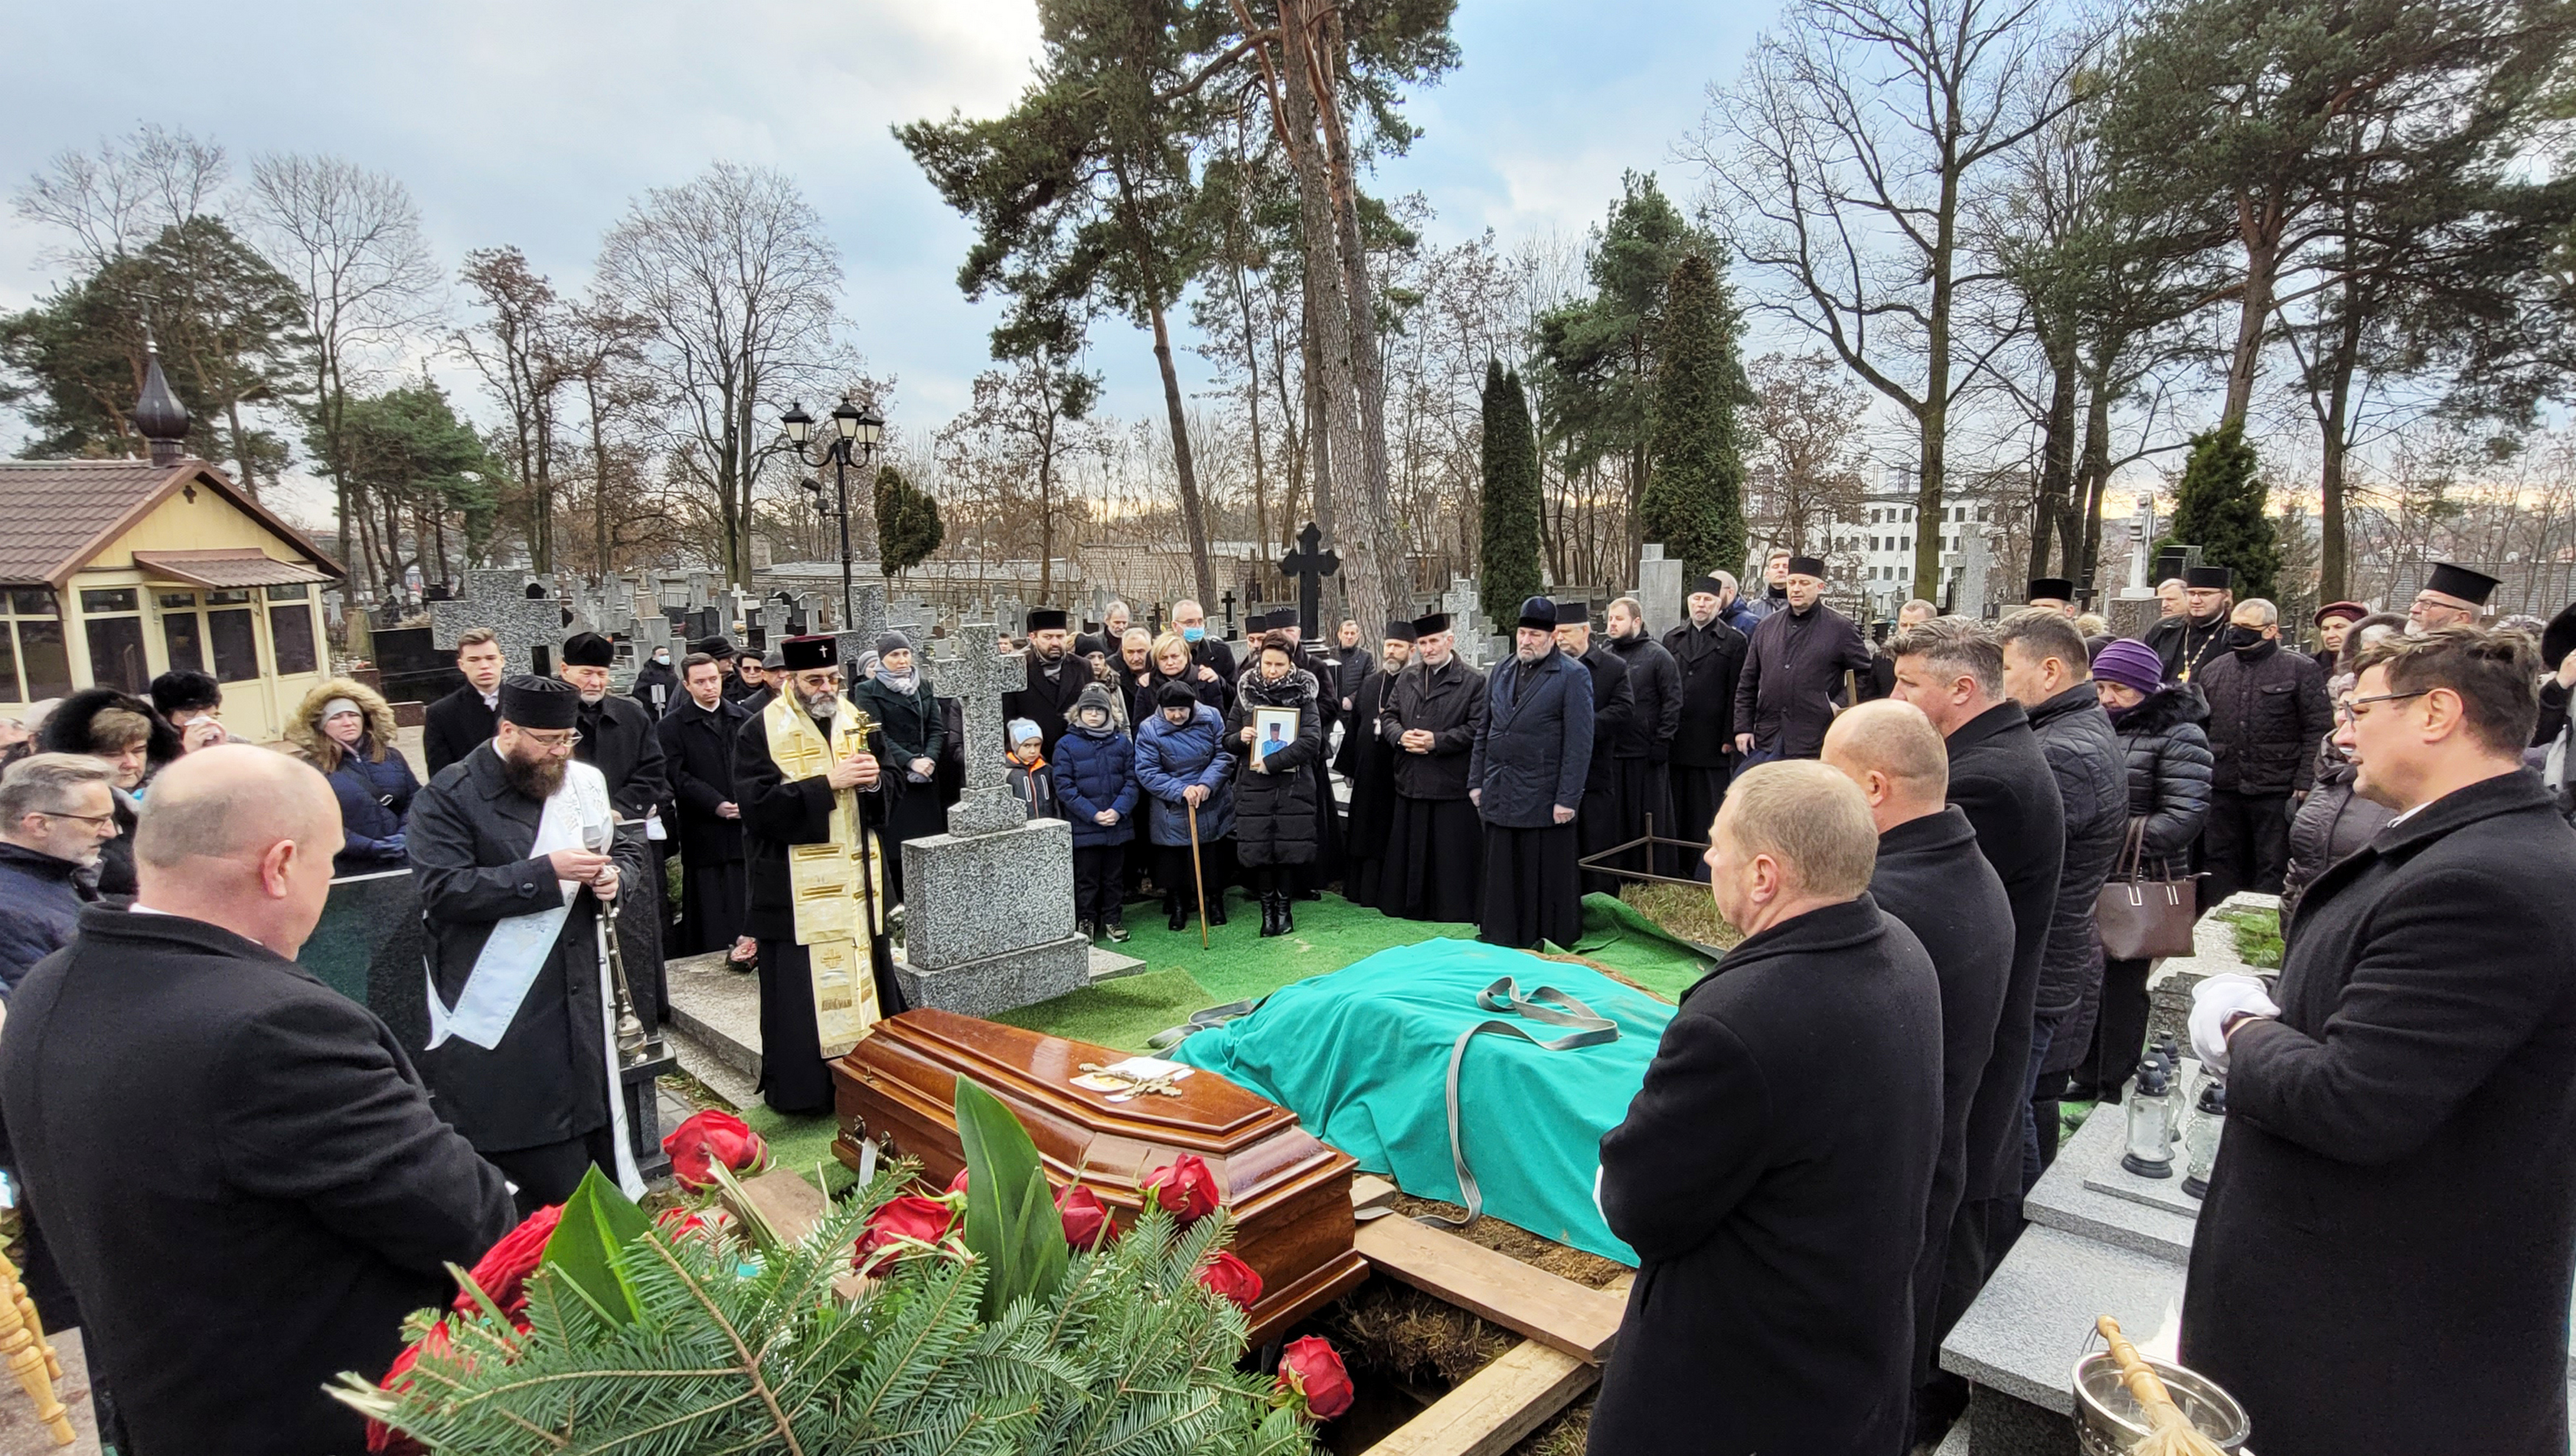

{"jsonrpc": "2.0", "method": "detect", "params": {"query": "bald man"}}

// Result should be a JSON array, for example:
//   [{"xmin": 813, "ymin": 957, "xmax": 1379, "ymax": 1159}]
[
  {"xmin": 0, "ymin": 746, "xmax": 512, "ymax": 1456},
  {"xmin": 1825, "ymin": 702, "xmax": 2017, "ymax": 1435},
  {"xmin": 1592, "ymin": 761, "xmax": 1942, "ymax": 1456}
]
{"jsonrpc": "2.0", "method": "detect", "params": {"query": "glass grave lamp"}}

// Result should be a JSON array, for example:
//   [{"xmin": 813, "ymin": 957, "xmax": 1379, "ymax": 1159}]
[
  {"xmin": 2182, "ymin": 1078, "xmax": 2227, "ymax": 1198},
  {"xmin": 2122, "ymin": 1057, "xmax": 2177, "ymax": 1179}
]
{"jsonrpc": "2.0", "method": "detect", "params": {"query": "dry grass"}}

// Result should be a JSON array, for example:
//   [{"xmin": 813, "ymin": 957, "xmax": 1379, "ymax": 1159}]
[
  {"xmin": 1619, "ymin": 881, "xmax": 1742, "ymax": 951},
  {"xmin": 1315, "ymin": 1280, "xmax": 1516, "ymax": 1388},
  {"xmin": 1511, "ymin": 1394, "xmax": 1593, "ymax": 1456},
  {"xmin": 1385, "ymin": 1195, "xmax": 1632, "ymax": 1289}
]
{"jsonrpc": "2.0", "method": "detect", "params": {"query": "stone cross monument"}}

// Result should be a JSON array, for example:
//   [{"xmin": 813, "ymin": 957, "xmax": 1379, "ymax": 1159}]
[{"xmin": 885, "ymin": 621, "xmax": 1089, "ymax": 1014}]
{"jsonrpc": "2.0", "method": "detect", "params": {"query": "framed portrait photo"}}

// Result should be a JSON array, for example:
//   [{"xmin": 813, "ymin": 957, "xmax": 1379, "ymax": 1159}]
[{"xmin": 1253, "ymin": 706, "xmax": 1298, "ymax": 763}]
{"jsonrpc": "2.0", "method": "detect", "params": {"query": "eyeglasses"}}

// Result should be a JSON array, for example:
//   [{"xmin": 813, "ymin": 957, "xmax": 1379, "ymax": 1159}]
[
  {"xmin": 517, "ymin": 729, "xmax": 584, "ymax": 752},
  {"xmin": 2334, "ymin": 689, "xmax": 2429, "ymax": 722},
  {"xmin": 33, "ymin": 810, "xmax": 116, "ymax": 828}
]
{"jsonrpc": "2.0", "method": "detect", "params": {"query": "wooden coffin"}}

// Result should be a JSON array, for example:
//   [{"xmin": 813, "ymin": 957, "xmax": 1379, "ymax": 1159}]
[{"xmin": 832, "ymin": 1008, "xmax": 1367, "ymax": 1343}]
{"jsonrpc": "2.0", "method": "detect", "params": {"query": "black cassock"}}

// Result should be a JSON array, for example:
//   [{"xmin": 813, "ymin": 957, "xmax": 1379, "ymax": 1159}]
[
  {"xmin": 657, "ymin": 694, "xmax": 751, "ymax": 955},
  {"xmin": 734, "ymin": 706, "xmax": 907, "ymax": 1117},
  {"xmin": 1379, "ymin": 655, "xmax": 1488, "ymax": 925},
  {"xmin": 1334, "ymin": 668, "xmax": 1401, "ymax": 907},
  {"xmin": 410, "ymin": 746, "xmax": 649, "ymax": 1205},
  {"xmin": 575, "ymin": 690, "xmax": 671, "ymax": 1026},
  {"xmin": 1571, "ymin": 644, "xmax": 1636, "ymax": 896},
  {"xmin": 1006, "ymin": 651, "xmax": 1097, "ymax": 766},
  {"xmin": 1663, "ymin": 617, "xmax": 1748, "ymax": 878}
]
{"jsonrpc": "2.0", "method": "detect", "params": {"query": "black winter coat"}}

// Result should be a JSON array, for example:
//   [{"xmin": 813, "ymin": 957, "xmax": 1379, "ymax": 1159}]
[
  {"xmin": 1730, "ymin": 601, "xmax": 1872, "ymax": 758},
  {"xmin": 1605, "ymin": 632, "xmax": 1681, "ymax": 760},
  {"xmin": 1574, "ymin": 643, "xmax": 1635, "ymax": 793},
  {"xmin": 2279, "ymin": 757, "xmax": 2391, "ymax": 918},
  {"xmin": 850, "ymin": 673, "xmax": 949, "ymax": 773},
  {"xmin": 1594, "ymin": 897, "xmax": 1943, "ymax": 1456},
  {"xmin": 657, "ymin": 696, "xmax": 751, "ymax": 864},
  {"xmin": 1228, "ymin": 668, "xmax": 1323, "ymax": 867},
  {"xmin": 573, "ymin": 690, "xmax": 672, "ymax": 824},
  {"xmin": 1943, "ymin": 702, "xmax": 2065, "ymax": 1204},
  {"xmin": 2183, "ymin": 771, "xmax": 2576, "ymax": 1456},
  {"xmin": 1867, "ymin": 807, "xmax": 2014, "ymax": 1363},
  {"xmin": 2023, "ymin": 684, "xmax": 2129, "ymax": 1051},
  {"xmin": 1006, "ymin": 651, "xmax": 1099, "ymax": 760},
  {"xmin": 422, "ymin": 684, "xmax": 499, "ymax": 778},
  {"xmin": 1468, "ymin": 647, "xmax": 1594, "ymax": 827},
  {"xmin": 409, "ymin": 749, "xmax": 648, "ymax": 1153},
  {"xmin": 0, "ymin": 908, "xmax": 514, "ymax": 1456},
  {"xmin": 1380, "ymin": 654, "xmax": 1485, "ymax": 800},
  {"xmin": 2196, "ymin": 639, "xmax": 2333, "ymax": 795},
  {"xmin": 2108, "ymin": 685, "xmax": 2213, "ymax": 883},
  {"xmin": 1137, "ymin": 665, "xmax": 1229, "ymax": 728},
  {"xmin": 1663, "ymin": 618, "xmax": 1748, "ymax": 767},
  {"xmin": 630, "ymin": 657, "xmax": 681, "ymax": 718}
]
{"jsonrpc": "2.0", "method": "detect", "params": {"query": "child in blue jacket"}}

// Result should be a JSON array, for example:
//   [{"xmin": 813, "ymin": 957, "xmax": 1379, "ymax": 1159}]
[{"xmin": 1055, "ymin": 684, "xmax": 1139, "ymax": 941}]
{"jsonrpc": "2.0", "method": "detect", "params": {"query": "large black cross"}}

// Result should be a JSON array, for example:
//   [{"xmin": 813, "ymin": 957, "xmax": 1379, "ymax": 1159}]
[
  {"xmin": 1278, "ymin": 521, "xmax": 1340, "ymax": 639},
  {"xmin": 1219, "ymin": 589, "xmax": 1237, "ymax": 639}
]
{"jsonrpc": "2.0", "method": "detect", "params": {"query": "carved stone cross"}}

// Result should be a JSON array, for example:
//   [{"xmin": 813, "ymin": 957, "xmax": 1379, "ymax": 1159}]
[
  {"xmin": 428, "ymin": 569, "xmax": 566, "ymax": 677},
  {"xmin": 933, "ymin": 621, "xmax": 1027, "ymax": 835},
  {"xmin": 1278, "ymin": 521, "xmax": 1339, "ymax": 640}
]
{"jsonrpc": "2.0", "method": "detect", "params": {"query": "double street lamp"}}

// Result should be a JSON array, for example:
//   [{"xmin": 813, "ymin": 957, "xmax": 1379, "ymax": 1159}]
[{"xmin": 782, "ymin": 394, "xmax": 885, "ymax": 634}]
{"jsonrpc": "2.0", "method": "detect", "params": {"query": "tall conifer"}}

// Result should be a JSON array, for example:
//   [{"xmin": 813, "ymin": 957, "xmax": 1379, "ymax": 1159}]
[
  {"xmin": 2167, "ymin": 420, "xmax": 2279, "ymax": 601},
  {"xmin": 1641, "ymin": 253, "xmax": 1748, "ymax": 580},
  {"xmin": 1478, "ymin": 361, "xmax": 1545, "ymax": 621}
]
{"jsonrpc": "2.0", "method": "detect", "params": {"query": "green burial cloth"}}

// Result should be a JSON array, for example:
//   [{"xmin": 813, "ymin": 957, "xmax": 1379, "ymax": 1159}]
[{"xmin": 1168, "ymin": 936, "xmax": 1673, "ymax": 1265}]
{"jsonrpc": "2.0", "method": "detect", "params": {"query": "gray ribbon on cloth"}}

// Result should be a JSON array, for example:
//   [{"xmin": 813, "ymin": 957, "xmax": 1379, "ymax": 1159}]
[{"xmin": 1409, "ymin": 977, "xmax": 1621, "ymax": 1231}]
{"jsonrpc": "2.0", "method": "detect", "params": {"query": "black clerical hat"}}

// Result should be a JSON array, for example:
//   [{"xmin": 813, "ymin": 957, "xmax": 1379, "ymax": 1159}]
[
  {"xmin": 1384, "ymin": 618, "xmax": 1418, "ymax": 643},
  {"xmin": 1555, "ymin": 600, "xmax": 1591, "ymax": 623},
  {"xmin": 2028, "ymin": 577, "xmax": 2074, "ymax": 601},
  {"xmin": 1411, "ymin": 612, "xmax": 1451, "ymax": 636},
  {"xmin": 1691, "ymin": 575, "xmax": 1726, "ymax": 598},
  {"xmin": 779, "ymin": 635, "xmax": 837, "ymax": 671},
  {"xmin": 561, "ymin": 632, "xmax": 614, "ymax": 668},
  {"xmin": 2184, "ymin": 565, "xmax": 2233, "ymax": 590},
  {"xmin": 696, "ymin": 635, "xmax": 734, "ymax": 658},
  {"xmin": 1786, "ymin": 556, "xmax": 1829, "ymax": 579},
  {"xmin": 499, "ymin": 674, "xmax": 579, "ymax": 730},
  {"xmin": 2425, "ymin": 562, "xmax": 2500, "ymax": 607},
  {"xmin": 2541, "ymin": 601, "xmax": 2576, "ymax": 668},
  {"xmin": 1027, "ymin": 607, "xmax": 1070, "ymax": 632},
  {"xmin": 1518, "ymin": 597, "xmax": 1558, "ymax": 630}
]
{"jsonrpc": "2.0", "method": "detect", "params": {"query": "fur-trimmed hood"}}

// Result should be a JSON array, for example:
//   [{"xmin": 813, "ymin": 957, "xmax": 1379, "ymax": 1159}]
[
  {"xmin": 36, "ymin": 687, "xmax": 181, "ymax": 768},
  {"xmin": 286, "ymin": 677, "xmax": 400, "ymax": 766},
  {"xmin": 2111, "ymin": 681, "xmax": 2208, "ymax": 738}
]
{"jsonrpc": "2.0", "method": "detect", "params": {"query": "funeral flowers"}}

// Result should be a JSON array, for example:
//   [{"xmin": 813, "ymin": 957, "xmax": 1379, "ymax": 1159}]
[
  {"xmin": 1275, "ymin": 1335, "xmax": 1355, "ymax": 1419},
  {"xmin": 1143, "ymin": 1153, "xmax": 1222, "ymax": 1223},
  {"xmin": 662, "ymin": 1109, "xmax": 768, "ymax": 1190}
]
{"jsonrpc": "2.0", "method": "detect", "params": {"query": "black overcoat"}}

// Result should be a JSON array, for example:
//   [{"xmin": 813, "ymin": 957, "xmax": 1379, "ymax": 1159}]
[
  {"xmin": 0, "ymin": 908, "xmax": 512, "ymax": 1456},
  {"xmin": 1731, "ymin": 601, "xmax": 1872, "ymax": 759},
  {"xmin": 2025, "ymin": 682, "xmax": 2130, "ymax": 1068},
  {"xmin": 1008, "ymin": 652, "xmax": 1101, "ymax": 761},
  {"xmin": 422, "ymin": 683, "xmax": 498, "ymax": 777},
  {"xmin": 1606, "ymin": 632, "xmax": 1681, "ymax": 760},
  {"xmin": 1593, "ymin": 897, "xmax": 1943, "ymax": 1456},
  {"xmin": 1943, "ymin": 701, "xmax": 2064, "ymax": 1206},
  {"xmin": 1869, "ymin": 807, "xmax": 2015, "ymax": 1387},
  {"xmin": 657, "ymin": 695, "xmax": 750, "ymax": 864},
  {"xmin": 1663, "ymin": 618, "xmax": 1748, "ymax": 767},
  {"xmin": 2195, "ymin": 639, "xmax": 2333, "ymax": 796},
  {"xmin": 1227, "ymin": 668, "xmax": 1324, "ymax": 867},
  {"xmin": 1468, "ymin": 648, "xmax": 1594, "ymax": 827},
  {"xmin": 573, "ymin": 690, "xmax": 671, "ymax": 823},
  {"xmin": 1334, "ymin": 668, "xmax": 1401, "ymax": 852},
  {"xmin": 1381, "ymin": 654, "xmax": 1486, "ymax": 800},
  {"xmin": 409, "ymin": 747, "xmax": 648, "ymax": 1153},
  {"xmin": 2182, "ymin": 770, "xmax": 2576, "ymax": 1456}
]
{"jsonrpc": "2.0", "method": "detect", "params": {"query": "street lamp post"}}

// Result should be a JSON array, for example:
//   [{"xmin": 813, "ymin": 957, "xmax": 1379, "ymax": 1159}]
[{"xmin": 781, "ymin": 394, "xmax": 885, "ymax": 632}]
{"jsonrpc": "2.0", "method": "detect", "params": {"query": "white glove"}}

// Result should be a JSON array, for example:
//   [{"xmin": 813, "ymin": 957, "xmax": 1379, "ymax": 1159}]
[{"xmin": 2190, "ymin": 973, "xmax": 2281, "ymax": 1074}]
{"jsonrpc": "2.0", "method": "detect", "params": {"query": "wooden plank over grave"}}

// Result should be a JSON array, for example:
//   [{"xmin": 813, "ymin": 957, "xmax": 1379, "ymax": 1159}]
[
  {"xmin": 1353, "ymin": 1213, "xmax": 1627, "ymax": 1364},
  {"xmin": 1361, "ymin": 1340, "xmax": 1596, "ymax": 1456}
]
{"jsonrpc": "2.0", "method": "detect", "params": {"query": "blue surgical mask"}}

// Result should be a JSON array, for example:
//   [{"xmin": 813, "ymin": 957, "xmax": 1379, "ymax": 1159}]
[{"xmin": 1182, "ymin": 625, "xmax": 1205, "ymax": 642}]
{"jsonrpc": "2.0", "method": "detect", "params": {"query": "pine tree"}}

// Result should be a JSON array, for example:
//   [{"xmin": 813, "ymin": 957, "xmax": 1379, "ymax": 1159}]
[
  {"xmin": 1640, "ymin": 254, "xmax": 1748, "ymax": 580},
  {"xmin": 1478, "ymin": 361, "xmax": 1545, "ymax": 621},
  {"xmin": 874, "ymin": 462, "xmax": 945, "ymax": 582},
  {"xmin": 2167, "ymin": 419, "xmax": 2279, "ymax": 601}
]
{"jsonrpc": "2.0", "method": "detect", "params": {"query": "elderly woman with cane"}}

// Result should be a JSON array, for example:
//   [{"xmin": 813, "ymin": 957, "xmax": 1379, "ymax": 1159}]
[{"xmin": 1136, "ymin": 679, "xmax": 1235, "ymax": 932}]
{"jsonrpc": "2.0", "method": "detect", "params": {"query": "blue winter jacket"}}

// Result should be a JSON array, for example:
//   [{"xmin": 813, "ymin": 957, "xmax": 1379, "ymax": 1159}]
[
  {"xmin": 1467, "ymin": 646, "xmax": 1596, "ymax": 829},
  {"xmin": 1055, "ymin": 727, "xmax": 1140, "ymax": 847},
  {"xmin": 1135, "ymin": 702, "xmax": 1236, "ymax": 846},
  {"xmin": 326, "ymin": 738, "xmax": 421, "ymax": 875},
  {"xmin": 0, "ymin": 842, "xmax": 91, "ymax": 997}
]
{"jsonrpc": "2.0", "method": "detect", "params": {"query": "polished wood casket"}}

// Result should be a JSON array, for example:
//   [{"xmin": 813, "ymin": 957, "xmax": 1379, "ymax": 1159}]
[{"xmin": 832, "ymin": 1009, "xmax": 1367, "ymax": 1343}]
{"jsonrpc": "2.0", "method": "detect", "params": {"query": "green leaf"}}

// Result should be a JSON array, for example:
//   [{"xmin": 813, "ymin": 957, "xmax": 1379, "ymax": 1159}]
[
  {"xmin": 540, "ymin": 1165, "xmax": 654, "ymax": 1325},
  {"xmin": 954, "ymin": 1076, "xmax": 1066, "ymax": 1320}
]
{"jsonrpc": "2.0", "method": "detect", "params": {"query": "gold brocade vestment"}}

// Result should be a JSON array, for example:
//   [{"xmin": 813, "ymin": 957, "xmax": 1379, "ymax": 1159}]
[{"xmin": 761, "ymin": 693, "xmax": 886, "ymax": 1057}]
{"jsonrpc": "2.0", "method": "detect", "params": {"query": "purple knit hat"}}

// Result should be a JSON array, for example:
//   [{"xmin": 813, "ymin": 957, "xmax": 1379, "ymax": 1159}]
[{"xmin": 2092, "ymin": 638, "xmax": 2165, "ymax": 695}]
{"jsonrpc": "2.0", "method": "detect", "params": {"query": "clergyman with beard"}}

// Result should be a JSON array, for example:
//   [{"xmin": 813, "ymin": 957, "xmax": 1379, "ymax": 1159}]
[
  {"xmin": 408, "ymin": 674, "xmax": 649, "ymax": 1212},
  {"xmin": 1006, "ymin": 608, "xmax": 1095, "ymax": 771}
]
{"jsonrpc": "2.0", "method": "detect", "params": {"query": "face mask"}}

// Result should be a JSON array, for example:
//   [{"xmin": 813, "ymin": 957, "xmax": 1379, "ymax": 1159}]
[
  {"xmin": 1181, "ymin": 625, "xmax": 1205, "ymax": 642},
  {"xmin": 2226, "ymin": 625, "xmax": 2265, "ymax": 650}
]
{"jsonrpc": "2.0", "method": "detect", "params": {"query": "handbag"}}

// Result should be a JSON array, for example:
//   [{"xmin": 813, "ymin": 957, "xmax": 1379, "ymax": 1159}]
[{"xmin": 2095, "ymin": 816, "xmax": 2198, "ymax": 961}]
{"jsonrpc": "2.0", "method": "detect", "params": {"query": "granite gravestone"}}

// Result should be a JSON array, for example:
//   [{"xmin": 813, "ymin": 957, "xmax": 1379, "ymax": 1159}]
[
  {"xmin": 1636, "ymin": 544, "xmax": 1685, "ymax": 637},
  {"xmin": 887, "ymin": 621, "xmax": 1088, "ymax": 1015},
  {"xmin": 428, "ymin": 570, "xmax": 563, "ymax": 677}
]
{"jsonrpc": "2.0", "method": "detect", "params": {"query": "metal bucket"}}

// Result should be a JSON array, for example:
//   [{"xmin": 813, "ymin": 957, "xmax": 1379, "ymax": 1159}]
[{"xmin": 2071, "ymin": 1349, "xmax": 2252, "ymax": 1455}]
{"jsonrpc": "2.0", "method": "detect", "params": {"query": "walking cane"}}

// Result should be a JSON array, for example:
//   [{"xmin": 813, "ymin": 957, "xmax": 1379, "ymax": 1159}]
[{"xmin": 1186, "ymin": 797, "xmax": 1210, "ymax": 948}]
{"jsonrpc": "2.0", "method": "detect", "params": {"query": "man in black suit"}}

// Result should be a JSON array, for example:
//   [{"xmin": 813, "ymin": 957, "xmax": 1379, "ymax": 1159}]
[
  {"xmin": 0, "ymin": 746, "xmax": 512, "ymax": 1456},
  {"xmin": 1825, "ymin": 699, "xmax": 2017, "ymax": 1435},
  {"xmin": 410, "ymin": 676, "xmax": 648, "ymax": 1209},
  {"xmin": 1886, "ymin": 614, "xmax": 2065, "ymax": 1387},
  {"xmin": 657, "ymin": 652, "xmax": 751, "ymax": 959},
  {"xmin": 423, "ymin": 627, "xmax": 508, "ymax": 777},
  {"xmin": 558, "ymin": 632, "xmax": 672, "ymax": 1026},
  {"xmin": 1005, "ymin": 608, "xmax": 1097, "ymax": 764},
  {"xmin": 1592, "ymin": 760, "xmax": 1942, "ymax": 1456}
]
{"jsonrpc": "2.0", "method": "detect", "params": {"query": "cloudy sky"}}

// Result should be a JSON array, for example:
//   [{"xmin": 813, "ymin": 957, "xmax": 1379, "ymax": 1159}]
[{"xmin": 1, "ymin": 0, "xmax": 1772, "ymax": 522}]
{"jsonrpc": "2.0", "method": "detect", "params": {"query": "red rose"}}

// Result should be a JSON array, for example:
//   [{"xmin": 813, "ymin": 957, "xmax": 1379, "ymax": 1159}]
[
  {"xmin": 1056, "ymin": 1184, "xmax": 1117, "ymax": 1249},
  {"xmin": 365, "ymin": 1320, "xmax": 451, "ymax": 1455},
  {"xmin": 1195, "ymin": 1250, "xmax": 1263, "ymax": 1311},
  {"xmin": 654, "ymin": 1204, "xmax": 730, "ymax": 1243},
  {"xmin": 662, "ymin": 1109, "xmax": 768, "ymax": 1191},
  {"xmin": 1275, "ymin": 1335, "xmax": 1354, "ymax": 1418},
  {"xmin": 1142, "ymin": 1154, "xmax": 1222, "ymax": 1224},
  {"xmin": 852, "ymin": 1194, "xmax": 958, "ymax": 1268},
  {"xmin": 455, "ymin": 1204, "xmax": 561, "ymax": 1319},
  {"xmin": 944, "ymin": 1167, "xmax": 972, "ymax": 1197}
]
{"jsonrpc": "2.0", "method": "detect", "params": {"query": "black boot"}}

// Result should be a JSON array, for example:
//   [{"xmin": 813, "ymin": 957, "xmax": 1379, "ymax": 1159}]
[
  {"xmin": 1276, "ymin": 893, "xmax": 1295, "ymax": 936},
  {"xmin": 1167, "ymin": 894, "xmax": 1187, "ymax": 933},
  {"xmin": 1206, "ymin": 891, "xmax": 1228, "ymax": 927},
  {"xmin": 1257, "ymin": 891, "xmax": 1283, "ymax": 937}
]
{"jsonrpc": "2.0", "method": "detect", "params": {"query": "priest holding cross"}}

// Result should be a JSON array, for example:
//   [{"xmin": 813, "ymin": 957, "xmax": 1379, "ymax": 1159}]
[{"xmin": 733, "ymin": 634, "xmax": 906, "ymax": 1116}]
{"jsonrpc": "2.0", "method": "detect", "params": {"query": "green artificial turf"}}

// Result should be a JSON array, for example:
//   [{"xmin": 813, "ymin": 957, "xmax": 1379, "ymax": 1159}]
[{"xmin": 1558, "ymin": 893, "xmax": 1721, "ymax": 1001}]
